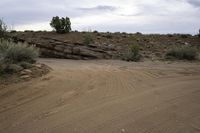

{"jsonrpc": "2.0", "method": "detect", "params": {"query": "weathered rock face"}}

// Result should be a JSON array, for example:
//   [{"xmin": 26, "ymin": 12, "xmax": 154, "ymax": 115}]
[
  {"xmin": 12, "ymin": 36, "xmax": 117, "ymax": 60},
  {"xmin": 10, "ymin": 32, "xmax": 200, "ymax": 60}
]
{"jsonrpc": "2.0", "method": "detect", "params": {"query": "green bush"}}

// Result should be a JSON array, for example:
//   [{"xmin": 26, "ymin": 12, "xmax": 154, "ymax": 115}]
[
  {"xmin": 93, "ymin": 30, "xmax": 98, "ymax": 33},
  {"xmin": 166, "ymin": 46, "xmax": 198, "ymax": 60},
  {"xmin": 0, "ymin": 63, "xmax": 5, "ymax": 75},
  {"xmin": 0, "ymin": 40, "xmax": 39, "ymax": 64},
  {"xmin": 3, "ymin": 64, "xmax": 23, "ymax": 74},
  {"xmin": 0, "ymin": 19, "xmax": 8, "ymax": 39},
  {"xmin": 10, "ymin": 30, "xmax": 17, "ymax": 33},
  {"xmin": 0, "ymin": 63, "xmax": 24, "ymax": 75},
  {"xmin": 24, "ymin": 30, "xmax": 34, "ymax": 32},
  {"xmin": 83, "ymin": 33, "xmax": 94, "ymax": 45},
  {"xmin": 50, "ymin": 16, "xmax": 71, "ymax": 34},
  {"xmin": 123, "ymin": 44, "xmax": 141, "ymax": 62},
  {"xmin": 104, "ymin": 33, "xmax": 113, "ymax": 39},
  {"xmin": 19, "ymin": 61, "xmax": 33, "ymax": 69},
  {"xmin": 180, "ymin": 34, "xmax": 191, "ymax": 38},
  {"xmin": 0, "ymin": 40, "xmax": 10, "ymax": 60}
]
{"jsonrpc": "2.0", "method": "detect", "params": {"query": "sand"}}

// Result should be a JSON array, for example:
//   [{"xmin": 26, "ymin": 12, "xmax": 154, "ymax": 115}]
[{"xmin": 0, "ymin": 59, "xmax": 200, "ymax": 133}]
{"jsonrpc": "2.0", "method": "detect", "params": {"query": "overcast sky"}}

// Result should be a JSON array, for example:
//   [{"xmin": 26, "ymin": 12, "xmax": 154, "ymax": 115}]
[{"xmin": 0, "ymin": 0, "xmax": 200, "ymax": 34}]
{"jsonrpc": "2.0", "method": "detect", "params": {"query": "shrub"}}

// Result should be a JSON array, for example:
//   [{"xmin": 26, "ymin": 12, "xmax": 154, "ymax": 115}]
[
  {"xmin": 0, "ymin": 63, "xmax": 5, "ymax": 75},
  {"xmin": 0, "ymin": 19, "xmax": 8, "ymax": 39},
  {"xmin": 3, "ymin": 64, "xmax": 23, "ymax": 74},
  {"xmin": 136, "ymin": 32, "xmax": 142, "ymax": 35},
  {"xmin": 167, "ymin": 34, "xmax": 173, "ymax": 37},
  {"xmin": 93, "ymin": 30, "xmax": 98, "ymax": 33},
  {"xmin": 83, "ymin": 33, "xmax": 94, "ymax": 45},
  {"xmin": 10, "ymin": 30, "xmax": 17, "ymax": 33},
  {"xmin": 0, "ymin": 62, "xmax": 24, "ymax": 75},
  {"xmin": 0, "ymin": 40, "xmax": 39, "ymax": 64},
  {"xmin": 114, "ymin": 32, "xmax": 121, "ymax": 34},
  {"xmin": 50, "ymin": 16, "xmax": 71, "ymax": 34},
  {"xmin": 104, "ymin": 33, "xmax": 113, "ymax": 39},
  {"xmin": 19, "ymin": 61, "xmax": 33, "ymax": 69},
  {"xmin": 0, "ymin": 39, "xmax": 10, "ymax": 60},
  {"xmin": 24, "ymin": 30, "xmax": 34, "ymax": 32},
  {"xmin": 180, "ymin": 34, "xmax": 191, "ymax": 38},
  {"xmin": 123, "ymin": 44, "xmax": 141, "ymax": 62},
  {"xmin": 166, "ymin": 46, "xmax": 198, "ymax": 60}
]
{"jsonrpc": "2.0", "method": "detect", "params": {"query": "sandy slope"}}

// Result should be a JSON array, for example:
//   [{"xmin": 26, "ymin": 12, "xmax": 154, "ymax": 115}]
[{"xmin": 0, "ymin": 59, "xmax": 200, "ymax": 133}]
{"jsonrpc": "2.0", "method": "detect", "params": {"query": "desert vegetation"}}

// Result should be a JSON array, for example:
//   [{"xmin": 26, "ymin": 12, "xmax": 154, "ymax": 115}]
[
  {"xmin": 1, "ymin": 16, "xmax": 199, "ymax": 62},
  {"xmin": 0, "ymin": 40, "xmax": 39, "ymax": 75},
  {"xmin": 50, "ymin": 16, "xmax": 71, "ymax": 34},
  {"xmin": 1, "ymin": 1, "xmax": 200, "ymax": 132},
  {"xmin": 0, "ymin": 19, "xmax": 8, "ymax": 39},
  {"xmin": 0, "ymin": 20, "xmax": 48, "ymax": 80},
  {"xmin": 82, "ymin": 32, "xmax": 95, "ymax": 45},
  {"xmin": 9, "ymin": 30, "xmax": 200, "ymax": 61},
  {"xmin": 166, "ymin": 46, "xmax": 198, "ymax": 60},
  {"xmin": 123, "ymin": 44, "xmax": 141, "ymax": 62},
  {"xmin": 198, "ymin": 29, "xmax": 200, "ymax": 37}
]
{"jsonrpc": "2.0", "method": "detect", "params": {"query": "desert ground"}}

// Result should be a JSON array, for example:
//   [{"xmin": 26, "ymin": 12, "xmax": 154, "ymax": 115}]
[{"xmin": 0, "ymin": 59, "xmax": 200, "ymax": 133}]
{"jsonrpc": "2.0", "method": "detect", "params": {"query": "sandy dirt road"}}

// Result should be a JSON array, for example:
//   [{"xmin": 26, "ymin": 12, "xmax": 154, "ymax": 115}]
[{"xmin": 0, "ymin": 59, "xmax": 200, "ymax": 133}]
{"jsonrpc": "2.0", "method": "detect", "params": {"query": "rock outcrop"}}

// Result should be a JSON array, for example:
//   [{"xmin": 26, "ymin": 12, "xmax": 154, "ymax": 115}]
[{"xmin": 12, "ymin": 36, "xmax": 117, "ymax": 60}]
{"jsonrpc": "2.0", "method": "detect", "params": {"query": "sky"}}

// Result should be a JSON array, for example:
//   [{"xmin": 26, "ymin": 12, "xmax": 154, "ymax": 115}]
[{"xmin": 0, "ymin": 0, "xmax": 200, "ymax": 34}]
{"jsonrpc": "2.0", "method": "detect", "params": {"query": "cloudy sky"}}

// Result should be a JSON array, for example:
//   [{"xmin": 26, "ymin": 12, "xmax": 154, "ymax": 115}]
[{"xmin": 0, "ymin": 0, "xmax": 200, "ymax": 34}]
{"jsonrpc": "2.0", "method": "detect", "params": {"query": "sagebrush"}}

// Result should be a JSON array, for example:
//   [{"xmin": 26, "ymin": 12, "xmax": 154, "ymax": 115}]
[
  {"xmin": 83, "ymin": 33, "xmax": 94, "ymax": 45},
  {"xmin": 0, "ymin": 40, "xmax": 39, "ymax": 63},
  {"xmin": 166, "ymin": 46, "xmax": 198, "ymax": 60},
  {"xmin": 123, "ymin": 44, "xmax": 141, "ymax": 62}
]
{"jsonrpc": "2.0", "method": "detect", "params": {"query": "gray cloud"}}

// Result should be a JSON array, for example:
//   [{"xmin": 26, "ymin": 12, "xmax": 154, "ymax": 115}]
[
  {"xmin": 0, "ymin": 1, "xmax": 116, "ymax": 26},
  {"xmin": 78, "ymin": 5, "xmax": 117, "ymax": 12},
  {"xmin": 0, "ymin": 0, "xmax": 199, "ymax": 34},
  {"xmin": 119, "ymin": 13, "xmax": 142, "ymax": 17},
  {"xmin": 187, "ymin": 0, "xmax": 200, "ymax": 7}
]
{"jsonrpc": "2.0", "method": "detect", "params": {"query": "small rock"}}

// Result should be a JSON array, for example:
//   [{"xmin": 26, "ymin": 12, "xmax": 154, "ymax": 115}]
[
  {"xmin": 64, "ymin": 40, "xmax": 70, "ymax": 43},
  {"xmin": 20, "ymin": 69, "xmax": 32, "ymax": 75},
  {"xmin": 108, "ymin": 44, "xmax": 113, "ymax": 47},
  {"xmin": 23, "ymin": 69, "xmax": 32, "ymax": 73},
  {"xmin": 20, "ymin": 71, "xmax": 27, "ymax": 75},
  {"xmin": 121, "ymin": 129, "xmax": 126, "ymax": 132},
  {"xmin": 184, "ymin": 42, "xmax": 189, "ymax": 45},
  {"xmin": 49, "ymin": 40, "xmax": 56, "ymax": 43},
  {"xmin": 34, "ymin": 64, "xmax": 42, "ymax": 68},
  {"xmin": 54, "ymin": 45, "xmax": 65, "ymax": 52},
  {"xmin": 103, "ymin": 43, "xmax": 107, "ymax": 46},
  {"xmin": 20, "ymin": 75, "xmax": 30, "ymax": 79},
  {"xmin": 64, "ymin": 48, "xmax": 72, "ymax": 54},
  {"xmin": 97, "ymin": 37, "xmax": 101, "ymax": 40}
]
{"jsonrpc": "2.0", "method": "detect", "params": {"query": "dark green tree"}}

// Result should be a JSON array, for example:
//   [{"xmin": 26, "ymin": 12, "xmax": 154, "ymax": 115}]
[{"xmin": 50, "ymin": 16, "xmax": 71, "ymax": 33}]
